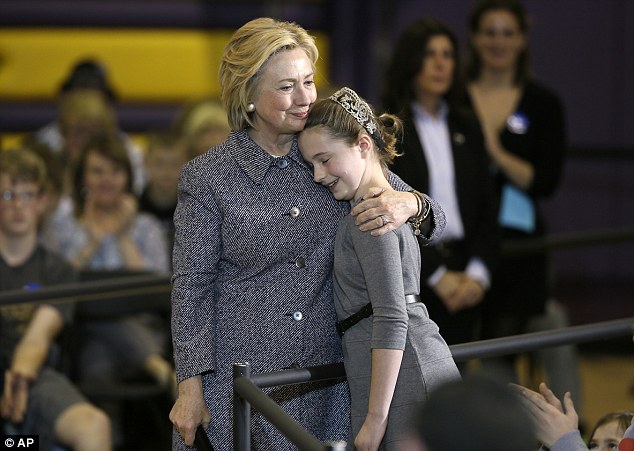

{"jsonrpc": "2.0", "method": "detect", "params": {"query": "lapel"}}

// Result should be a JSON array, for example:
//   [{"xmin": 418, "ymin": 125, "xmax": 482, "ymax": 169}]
[
  {"xmin": 447, "ymin": 110, "xmax": 471, "ymax": 211},
  {"xmin": 401, "ymin": 113, "xmax": 430, "ymax": 193}
]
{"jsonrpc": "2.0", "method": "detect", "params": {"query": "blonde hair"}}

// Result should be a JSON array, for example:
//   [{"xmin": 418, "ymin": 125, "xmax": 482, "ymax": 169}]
[
  {"xmin": 58, "ymin": 90, "xmax": 116, "ymax": 134},
  {"xmin": 174, "ymin": 98, "xmax": 229, "ymax": 137},
  {"xmin": 219, "ymin": 17, "xmax": 319, "ymax": 130}
]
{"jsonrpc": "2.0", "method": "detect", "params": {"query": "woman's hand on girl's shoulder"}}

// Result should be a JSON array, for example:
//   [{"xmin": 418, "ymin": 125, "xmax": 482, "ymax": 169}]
[{"xmin": 351, "ymin": 187, "xmax": 416, "ymax": 236}]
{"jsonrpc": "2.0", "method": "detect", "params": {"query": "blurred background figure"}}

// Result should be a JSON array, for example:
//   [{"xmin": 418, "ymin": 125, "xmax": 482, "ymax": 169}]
[
  {"xmin": 139, "ymin": 131, "xmax": 189, "ymax": 261},
  {"xmin": 171, "ymin": 97, "xmax": 230, "ymax": 159},
  {"xmin": 588, "ymin": 411, "xmax": 634, "ymax": 451},
  {"xmin": 32, "ymin": 59, "xmax": 147, "ymax": 194},
  {"xmin": 42, "ymin": 90, "xmax": 115, "ymax": 197},
  {"xmin": 381, "ymin": 18, "xmax": 499, "ymax": 351},
  {"xmin": 0, "ymin": 148, "xmax": 113, "ymax": 451},
  {"xmin": 513, "ymin": 382, "xmax": 634, "ymax": 451},
  {"xmin": 461, "ymin": 0, "xmax": 575, "ymax": 398},
  {"xmin": 40, "ymin": 130, "xmax": 173, "ymax": 446},
  {"xmin": 40, "ymin": 131, "xmax": 173, "ymax": 405}
]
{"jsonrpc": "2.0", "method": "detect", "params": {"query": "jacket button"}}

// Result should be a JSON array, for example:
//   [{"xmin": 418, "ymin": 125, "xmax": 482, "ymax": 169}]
[
  {"xmin": 276, "ymin": 158, "xmax": 289, "ymax": 169},
  {"xmin": 292, "ymin": 311, "xmax": 303, "ymax": 321},
  {"xmin": 295, "ymin": 257, "xmax": 306, "ymax": 268},
  {"xmin": 290, "ymin": 207, "xmax": 301, "ymax": 218}
]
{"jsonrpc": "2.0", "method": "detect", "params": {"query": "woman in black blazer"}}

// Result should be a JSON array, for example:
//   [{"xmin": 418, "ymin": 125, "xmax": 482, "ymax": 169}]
[{"xmin": 382, "ymin": 19, "xmax": 499, "ymax": 347}]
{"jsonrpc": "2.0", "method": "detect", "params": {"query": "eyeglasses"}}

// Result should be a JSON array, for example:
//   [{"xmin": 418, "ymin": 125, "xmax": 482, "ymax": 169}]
[{"xmin": 1, "ymin": 190, "xmax": 39, "ymax": 203}]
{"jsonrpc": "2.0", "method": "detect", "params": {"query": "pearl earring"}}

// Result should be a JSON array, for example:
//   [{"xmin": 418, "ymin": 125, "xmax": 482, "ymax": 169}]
[{"xmin": 246, "ymin": 103, "xmax": 255, "ymax": 113}]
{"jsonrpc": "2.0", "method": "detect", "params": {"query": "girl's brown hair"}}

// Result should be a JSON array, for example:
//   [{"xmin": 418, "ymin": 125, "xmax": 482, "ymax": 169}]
[{"xmin": 304, "ymin": 89, "xmax": 402, "ymax": 172}]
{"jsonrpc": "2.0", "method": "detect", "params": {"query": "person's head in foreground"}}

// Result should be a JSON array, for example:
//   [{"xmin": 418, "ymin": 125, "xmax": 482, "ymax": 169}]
[{"xmin": 401, "ymin": 375, "xmax": 536, "ymax": 451}]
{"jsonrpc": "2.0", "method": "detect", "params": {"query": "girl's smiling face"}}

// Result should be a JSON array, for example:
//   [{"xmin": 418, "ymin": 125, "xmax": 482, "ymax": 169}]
[{"xmin": 298, "ymin": 126, "xmax": 368, "ymax": 201}]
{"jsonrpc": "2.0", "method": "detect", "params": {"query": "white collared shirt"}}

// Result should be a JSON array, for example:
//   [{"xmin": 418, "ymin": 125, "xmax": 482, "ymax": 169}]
[
  {"xmin": 411, "ymin": 102, "xmax": 490, "ymax": 289},
  {"xmin": 412, "ymin": 101, "xmax": 464, "ymax": 241}
]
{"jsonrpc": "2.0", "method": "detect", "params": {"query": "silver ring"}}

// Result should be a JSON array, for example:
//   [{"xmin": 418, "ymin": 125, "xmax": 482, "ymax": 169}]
[{"xmin": 381, "ymin": 215, "xmax": 389, "ymax": 226}]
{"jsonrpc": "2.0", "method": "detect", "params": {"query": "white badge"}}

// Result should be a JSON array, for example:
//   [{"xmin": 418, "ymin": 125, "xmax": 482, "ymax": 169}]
[{"xmin": 506, "ymin": 112, "xmax": 529, "ymax": 134}]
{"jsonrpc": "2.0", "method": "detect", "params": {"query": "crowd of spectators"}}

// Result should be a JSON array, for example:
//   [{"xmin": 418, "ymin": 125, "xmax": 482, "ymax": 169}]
[{"xmin": 0, "ymin": 0, "xmax": 630, "ymax": 449}]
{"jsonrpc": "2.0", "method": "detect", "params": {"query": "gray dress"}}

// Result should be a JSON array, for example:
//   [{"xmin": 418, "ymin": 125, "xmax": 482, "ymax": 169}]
[{"xmin": 334, "ymin": 210, "xmax": 460, "ymax": 451}]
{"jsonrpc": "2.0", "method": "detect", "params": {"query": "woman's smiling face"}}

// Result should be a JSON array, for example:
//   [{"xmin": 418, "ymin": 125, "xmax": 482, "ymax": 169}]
[
  {"xmin": 250, "ymin": 47, "xmax": 317, "ymax": 136},
  {"xmin": 472, "ymin": 9, "xmax": 526, "ymax": 73}
]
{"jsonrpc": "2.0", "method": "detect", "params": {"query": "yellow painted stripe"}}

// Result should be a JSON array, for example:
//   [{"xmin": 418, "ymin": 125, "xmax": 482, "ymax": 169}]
[
  {"xmin": 2, "ymin": 132, "xmax": 149, "ymax": 153},
  {"xmin": 0, "ymin": 28, "xmax": 331, "ymax": 102}
]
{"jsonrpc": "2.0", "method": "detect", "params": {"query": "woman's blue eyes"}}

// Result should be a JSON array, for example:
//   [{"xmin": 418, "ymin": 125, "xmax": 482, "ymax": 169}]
[{"xmin": 280, "ymin": 80, "xmax": 314, "ymax": 91}]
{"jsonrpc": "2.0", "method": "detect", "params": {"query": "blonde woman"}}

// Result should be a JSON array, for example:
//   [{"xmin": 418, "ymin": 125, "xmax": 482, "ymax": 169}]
[{"xmin": 168, "ymin": 18, "xmax": 445, "ymax": 451}]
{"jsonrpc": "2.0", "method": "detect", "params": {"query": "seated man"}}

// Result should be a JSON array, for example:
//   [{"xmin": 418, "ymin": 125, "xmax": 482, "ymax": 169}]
[{"xmin": 0, "ymin": 148, "xmax": 112, "ymax": 451}]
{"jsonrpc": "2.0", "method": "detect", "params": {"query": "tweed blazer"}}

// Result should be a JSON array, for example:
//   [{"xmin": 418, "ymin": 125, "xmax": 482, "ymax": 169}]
[
  {"xmin": 170, "ymin": 130, "xmax": 443, "ymax": 450},
  {"xmin": 391, "ymin": 107, "xmax": 499, "ymax": 280}
]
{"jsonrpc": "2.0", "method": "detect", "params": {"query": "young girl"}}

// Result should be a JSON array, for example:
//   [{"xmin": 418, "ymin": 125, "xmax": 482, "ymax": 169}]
[
  {"xmin": 299, "ymin": 87, "xmax": 460, "ymax": 451},
  {"xmin": 588, "ymin": 411, "xmax": 634, "ymax": 451}
]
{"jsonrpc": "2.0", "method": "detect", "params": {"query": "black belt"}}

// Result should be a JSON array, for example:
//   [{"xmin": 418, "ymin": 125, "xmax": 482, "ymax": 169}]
[{"xmin": 336, "ymin": 294, "xmax": 421, "ymax": 336}]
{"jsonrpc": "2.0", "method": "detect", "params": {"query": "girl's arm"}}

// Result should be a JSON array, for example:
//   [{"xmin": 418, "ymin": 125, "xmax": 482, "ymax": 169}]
[{"xmin": 355, "ymin": 349, "xmax": 404, "ymax": 451}]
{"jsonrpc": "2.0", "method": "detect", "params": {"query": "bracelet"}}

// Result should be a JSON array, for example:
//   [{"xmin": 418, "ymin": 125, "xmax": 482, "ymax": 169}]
[
  {"xmin": 411, "ymin": 190, "xmax": 423, "ymax": 218},
  {"xmin": 407, "ymin": 191, "xmax": 430, "ymax": 236}
]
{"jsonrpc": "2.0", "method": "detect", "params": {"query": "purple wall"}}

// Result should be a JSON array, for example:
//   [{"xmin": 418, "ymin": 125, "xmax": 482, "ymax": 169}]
[
  {"xmin": 2, "ymin": 0, "xmax": 632, "ymax": 322},
  {"xmin": 331, "ymin": 0, "xmax": 634, "ymax": 149},
  {"xmin": 333, "ymin": 0, "xmax": 634, "ymax": 323}
]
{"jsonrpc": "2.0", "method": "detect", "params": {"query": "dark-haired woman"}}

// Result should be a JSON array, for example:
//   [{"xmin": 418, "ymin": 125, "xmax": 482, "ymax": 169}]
[{"xmin": 382, "ymin": 18, "xmax": 499, "ymax": 348}]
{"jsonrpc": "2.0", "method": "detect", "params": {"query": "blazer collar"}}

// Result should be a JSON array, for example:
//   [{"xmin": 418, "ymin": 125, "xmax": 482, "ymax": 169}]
[
  {"xmin": 411, "ymin": 99, "xmax": 449, "ymax": 122},
  {"xmin": 229, "ymin": 129, "xmax": 309, "ymax": 184}
]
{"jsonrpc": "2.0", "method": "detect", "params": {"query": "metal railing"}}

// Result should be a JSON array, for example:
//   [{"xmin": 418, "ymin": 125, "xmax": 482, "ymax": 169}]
[
  {"xmin": 502, "ymin": 226, "xmax": 634, "ymax": 255},
  {"xmin": 226, "ymin": 317, "xmax": 634, "ymax": 451},
  {"xmin": 0, "ymin": 225, "xmax": 631, "ymax": 451},
  {"xmin": 0, "ymin": 273, "xmax": 171, "ymax": 307}
]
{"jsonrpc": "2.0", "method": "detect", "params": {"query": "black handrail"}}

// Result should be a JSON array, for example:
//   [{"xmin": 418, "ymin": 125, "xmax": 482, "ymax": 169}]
[
  {"xmin": 230, "ymin": 361, "xmax": 346, "ymax": 451},
  {"xmin": 229, "ymin": 317, "xmax": 634, "ymax": 451},
  {"xmin": 502, "ymin": 226, "xmax": 634, "ymax": 255},
  {"xmin": 449, "ymin": 317, "xmax": 633, "ymax": 362},
  {"xmin": 0, "ymin": 273, "xmax": 171, "ymax": 306}
]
